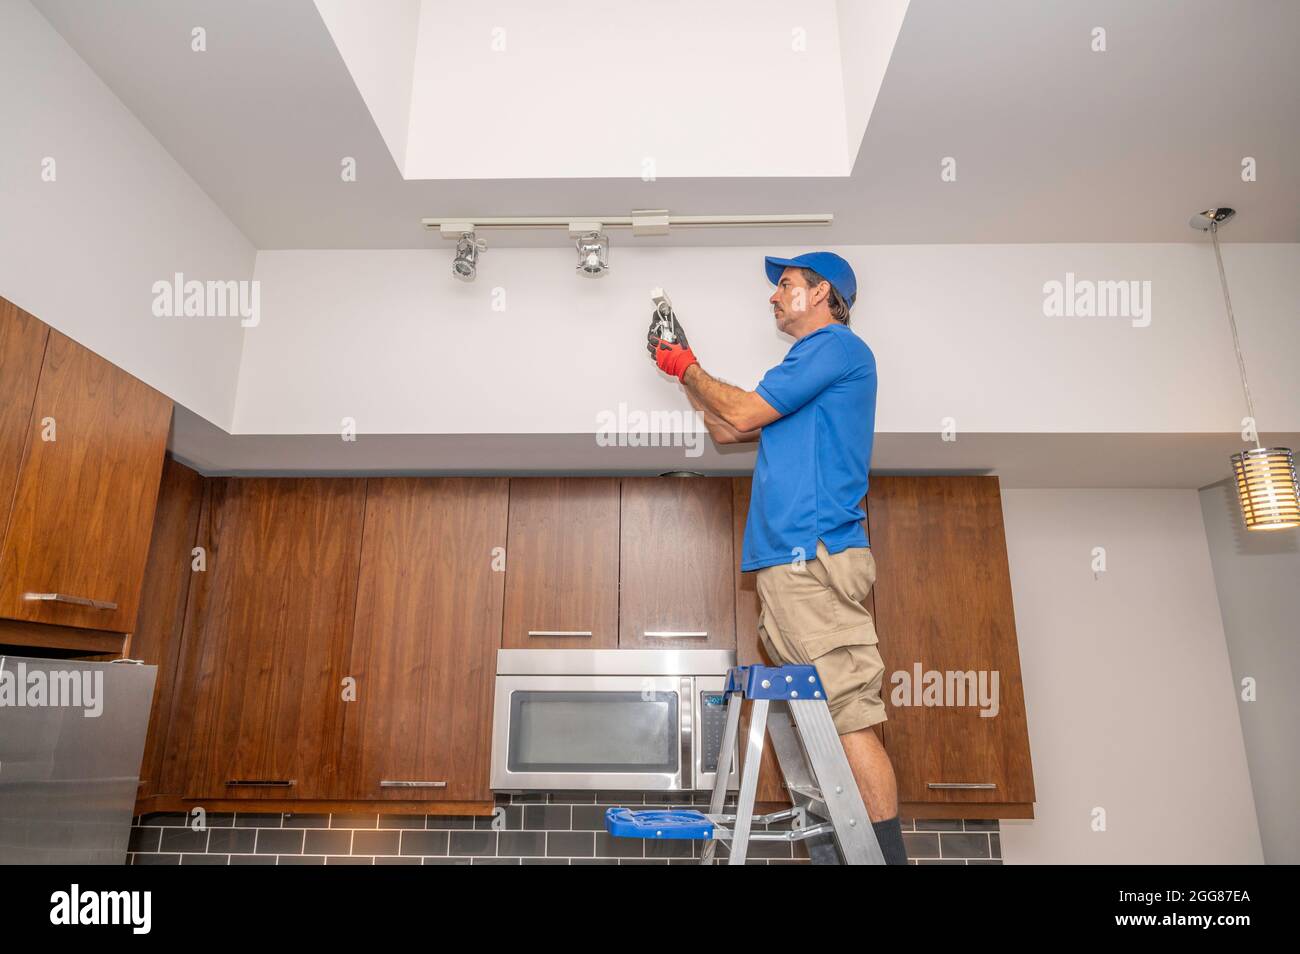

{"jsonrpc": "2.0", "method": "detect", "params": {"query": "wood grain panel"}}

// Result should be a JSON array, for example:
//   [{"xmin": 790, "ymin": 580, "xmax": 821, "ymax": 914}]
[
  {"xmin": 161, "ymin": 478, "xmax": 366, "ymax": 799},
  {"xmin": 0, "ymin": 329, "xmax": 172, "ymax": 632},
  {"xmin": 619, "ymin": 477, "xmax": 734, "ymax": 649},
  {"xmin": 0, "ymin": 619, "xmax": 124, "ymax": 655},
  {"xmin": 501, "ymin": 477, "xmax": 619, "ymax": 648},
  {"xmin": 0, "ymin": 298, "xmax": 48, "ymax": 547},
  {"xmin": 130, "ymin": 457, "xmax": 205, "ymax": 800},
  {"xmin": 867, "ymin": 476, "xmax": 1035, "ymax": 807},
  {"xmin": 342, "ymin": 477, "xmax": 509, "ymax": 800}
]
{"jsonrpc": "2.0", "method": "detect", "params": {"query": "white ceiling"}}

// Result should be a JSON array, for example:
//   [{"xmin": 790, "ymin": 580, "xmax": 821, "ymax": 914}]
[
  {"xmin": 32, "ymin": 0, "xmax": 1300, "ymax": 248},
  {"xmin": 315, "ymin": 0, "xmax": 907, "ymax": 180}
]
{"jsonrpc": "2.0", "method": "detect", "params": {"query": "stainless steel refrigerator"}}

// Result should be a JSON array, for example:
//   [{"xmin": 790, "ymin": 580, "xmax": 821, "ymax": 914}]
[{"xmin": 0, "ymin": 655, "xmax": 156, "ymax": 864}]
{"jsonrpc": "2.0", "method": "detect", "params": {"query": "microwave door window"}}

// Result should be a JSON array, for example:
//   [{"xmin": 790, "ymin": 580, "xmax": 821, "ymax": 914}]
[{"xmin": 508, "ymin": 691, "xmax": 679, "ymax": 773}]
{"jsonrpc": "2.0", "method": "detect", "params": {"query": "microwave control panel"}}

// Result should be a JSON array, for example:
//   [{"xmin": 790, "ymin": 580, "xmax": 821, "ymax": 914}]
[{"xmin": 698, "ymin": 691, "xmax": 730, "ymax": 773}]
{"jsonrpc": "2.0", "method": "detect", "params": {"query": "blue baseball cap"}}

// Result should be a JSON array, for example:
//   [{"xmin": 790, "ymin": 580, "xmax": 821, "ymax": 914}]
[{"xmin": 764, "ymin": 251, "xmax": 857, "ymax": 307}]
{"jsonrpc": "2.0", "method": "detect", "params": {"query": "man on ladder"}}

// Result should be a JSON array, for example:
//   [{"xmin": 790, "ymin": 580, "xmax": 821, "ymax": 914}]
[{"xmin": 642, "ymin": 251, "xmax": 908, "ymax": 865}]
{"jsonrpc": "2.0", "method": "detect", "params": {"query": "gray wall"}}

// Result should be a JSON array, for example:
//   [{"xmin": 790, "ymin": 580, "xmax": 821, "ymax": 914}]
[
  {"xmin": 1199, "ymin": 479, "xmax": 1300, "ymax": 864},
  {"xmin": 999, "ymin": 488, "xmax": 1263, "ymax": 863}
]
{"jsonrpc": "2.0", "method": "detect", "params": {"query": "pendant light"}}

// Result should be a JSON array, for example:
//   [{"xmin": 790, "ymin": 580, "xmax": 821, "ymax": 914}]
[{"xmin": 1190, "ymin": 208, "xmax": 1299, "ymax": 530}]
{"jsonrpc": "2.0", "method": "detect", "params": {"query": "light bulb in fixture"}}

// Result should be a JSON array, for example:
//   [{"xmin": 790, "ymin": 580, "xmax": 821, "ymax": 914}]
[
  {"xmin": 576, "ymin": 232, "xmax": 609, "ymax": 278},
  {"xmin": 1231, "ymin": 448, "xmax": 1300, "ymax": 530},
  {"xmin": 452, "ymin": 231, "xmax": 485, "ymax": 282}
]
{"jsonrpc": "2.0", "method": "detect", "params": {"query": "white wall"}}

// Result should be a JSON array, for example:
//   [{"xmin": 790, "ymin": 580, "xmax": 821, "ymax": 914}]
[
  {"xmin": 404, "ymin": 0, "xmax": 848, "ymax": 179},
  {"xmin": 836, "ymin": 0, "xmax": 910, "ymax": 165},
  {"xmin": 0, "ymin": 0, "xmax": 255, "ymax": 428},
  {"xmin": 1198, "ymin": 480, "xmax": 1300, "ymax": 864},
  {"xmin": 235, "ymin": 243, "xmax": 1300, "ymax": 436},
  {"xmin": 998, "ymin": 488, "xmax": 1262, "ymax": 864},
  {"xmin": 313, "ymin": 0, "xmax": 422, "ymax": 174}
]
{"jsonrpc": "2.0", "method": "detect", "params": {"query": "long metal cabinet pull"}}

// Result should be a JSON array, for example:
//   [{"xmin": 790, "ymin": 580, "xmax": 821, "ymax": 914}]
[
  {"xmin": 226, "ymin": 779, "xmax": 295, "ymax": 787},
  {"xmin": 379, "ymin": 780, "xmax": 447, "ymax": 789},
  {"xmin": 24, "ymin": 592, "xmax": 118, "ymax": 611}
]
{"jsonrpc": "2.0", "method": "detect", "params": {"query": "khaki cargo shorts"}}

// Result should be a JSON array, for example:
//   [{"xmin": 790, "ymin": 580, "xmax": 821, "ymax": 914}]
[{"xmin": 755, "ymin": 540, "xmax": 887, "ymax": 735}]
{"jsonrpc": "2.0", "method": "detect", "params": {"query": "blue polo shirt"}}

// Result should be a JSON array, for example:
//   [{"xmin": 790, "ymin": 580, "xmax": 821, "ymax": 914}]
[{"xmin": 741, "ymin": 322, "xmax": 877, "ymax": 572}]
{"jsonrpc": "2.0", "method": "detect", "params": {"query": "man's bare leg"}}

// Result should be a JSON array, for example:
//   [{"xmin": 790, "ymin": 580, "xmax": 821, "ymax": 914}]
[
  {"xmin": 838, "ymin": 725, "xmax": 909, "ymax": 863},
  {"xmin": 839, "ymin": 726, "xmax": 898, "ymax": 821}
]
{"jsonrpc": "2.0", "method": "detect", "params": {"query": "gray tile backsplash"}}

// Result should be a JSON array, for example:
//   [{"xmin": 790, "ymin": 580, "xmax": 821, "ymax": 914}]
[{"xmin": 129, "ymin": 792, "xmax": 1002, "ymax": 865}]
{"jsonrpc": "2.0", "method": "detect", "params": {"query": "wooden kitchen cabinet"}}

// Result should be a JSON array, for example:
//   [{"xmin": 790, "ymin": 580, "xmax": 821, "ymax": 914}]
[
  {"xmin": 0, "ymin": 298, "xmax": 48, "ymax": 539},
  {"xmin": 867, "ymin": 476, "xmax": 1035, "ymax": 817},
  {"xmin": 160, "ymin": 478, "xmax": 367, "ymax": 800},
  {"xmin": 501, "ymin": 477, "xmax": 620, "ymax": 649},
  {"xmin": 618, "ymin": 477, "xmax": 735, "ymax": 649},
  {"xmin": 129, "ymin": 457, "xmax": 205, "ymax": 800},
  {"xmin": 0, "ymin": 320, "xmax": 172, "ymax": 634},
  {"xmin": 341, "ymin": 478, "xmax": 509, "ymax": 801}
]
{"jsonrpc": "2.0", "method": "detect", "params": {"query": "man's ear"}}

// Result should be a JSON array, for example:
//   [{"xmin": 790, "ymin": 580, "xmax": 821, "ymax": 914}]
[{"xmin": 813, "ymin": 280, "xmax": 831, "ymax": 309}]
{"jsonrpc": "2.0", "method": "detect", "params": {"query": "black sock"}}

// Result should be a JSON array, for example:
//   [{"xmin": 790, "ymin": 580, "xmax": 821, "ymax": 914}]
[{"xmin": 871, "ymin": 816, "xmax": 909, "ymax": 865}]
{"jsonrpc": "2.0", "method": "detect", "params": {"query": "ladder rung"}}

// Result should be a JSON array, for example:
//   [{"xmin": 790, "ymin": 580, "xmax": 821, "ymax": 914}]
[{"xmin": 709, "ymin": 820, "xmax": 837, "ymax": 844}]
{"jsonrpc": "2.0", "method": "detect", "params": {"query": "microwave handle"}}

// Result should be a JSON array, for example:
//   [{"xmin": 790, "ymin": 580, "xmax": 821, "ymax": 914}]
[{"xmin": 680, "ymin": 676, "xmax": 694, "ymax": 791}]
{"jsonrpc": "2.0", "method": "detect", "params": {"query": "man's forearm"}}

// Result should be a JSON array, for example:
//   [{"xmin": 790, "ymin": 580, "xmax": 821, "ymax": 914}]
[
  {"xmin": 682, "ymin": 364, "xmax": 764, "ymax": 432},
  {"xmin": 683, "ymin": 383, "xmax": 760, "ymax": 444}
]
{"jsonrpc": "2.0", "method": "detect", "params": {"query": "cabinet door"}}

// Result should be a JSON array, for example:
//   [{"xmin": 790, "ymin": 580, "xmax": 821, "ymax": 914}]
[
  {"xmin": 868, "ymin": 476, "xmax": 1035, "ymax": 809},
  {"xmin": 162, "ymin": 478, "xmax": 366, "ymax": 799},
  {"xmin": 619, "ymin": 477, "xmax": 735, "ymax": 649},
  {"xmin": 342, "ymin": 478, "xmax": 508, "ymax": 801},
  {"xmin": 0, "ymin": 298, "xmax": 48, "ymax": 533},
  {"xmin": 502, "ymin": 477, "xmax": 619, "ymax": 649},
  {"xmin": 130, "ymin": 458, "xmax": 205, "ymax": 800},
  {"xmin": 0, "ymin": 329, "xmax": 171, "ymax": 632}
]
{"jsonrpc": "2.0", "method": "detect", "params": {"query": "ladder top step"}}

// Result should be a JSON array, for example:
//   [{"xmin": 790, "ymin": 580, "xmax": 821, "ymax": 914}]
[
  {"xmin": 725, "ymin": 664, "xmax": 826, "ymax": 701},
  {"xmin": 604, "ymin": 807, "xmax": 714, "ymax": 840}
]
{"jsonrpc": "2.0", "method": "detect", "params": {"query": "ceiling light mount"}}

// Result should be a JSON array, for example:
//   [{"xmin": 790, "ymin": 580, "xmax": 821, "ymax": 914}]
[{"xmin": 1189, "ymin": 207, "xmax": 1236, "ymax": 231}]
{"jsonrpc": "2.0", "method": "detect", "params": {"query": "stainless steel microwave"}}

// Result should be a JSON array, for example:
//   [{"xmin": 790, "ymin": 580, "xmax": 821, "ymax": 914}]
[{"xmin": 490, "ymin": 649, "xmax": 740, "ymax": 793}]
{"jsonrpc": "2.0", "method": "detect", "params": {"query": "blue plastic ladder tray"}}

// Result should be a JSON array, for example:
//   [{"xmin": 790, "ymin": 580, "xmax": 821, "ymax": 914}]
[{"xmin": 605, "ymin": 807, "xmax": 714, "ymax": 840}]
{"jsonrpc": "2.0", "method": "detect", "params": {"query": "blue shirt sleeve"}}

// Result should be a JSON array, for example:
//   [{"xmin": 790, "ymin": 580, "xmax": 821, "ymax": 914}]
[{"xmin": 755, "ymin": 332, "xmax": 854, "ymax": 417}]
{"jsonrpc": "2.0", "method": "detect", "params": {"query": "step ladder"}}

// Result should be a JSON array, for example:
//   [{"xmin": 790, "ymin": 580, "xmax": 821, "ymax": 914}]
[{"xmin": 605, "ymin": 663, "xmax": 885, "ymax": 865}]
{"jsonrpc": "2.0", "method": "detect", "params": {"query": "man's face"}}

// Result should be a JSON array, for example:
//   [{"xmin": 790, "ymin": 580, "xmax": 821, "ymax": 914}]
[{"xmin": 769, "ymin": 267, "xmax": 822, "ymax": 334}]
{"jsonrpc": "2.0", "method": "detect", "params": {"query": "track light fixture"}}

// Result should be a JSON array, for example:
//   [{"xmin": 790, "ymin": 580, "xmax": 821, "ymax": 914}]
[
  {"xmin": 451, "ymin": 231, "xmax": 486, "ymax": 282},
  {"xmin": 428, "ymin": 210, "xmax": 833, "ymax": 281},
  {"xmin": 575, "ymin": 231, "xmax": 610, "ymax": 278}
]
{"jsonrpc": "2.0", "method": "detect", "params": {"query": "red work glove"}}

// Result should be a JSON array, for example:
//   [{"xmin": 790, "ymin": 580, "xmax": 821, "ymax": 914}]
[{"xmin": 646, "ymin": 309, "xmax": 698, "ymax": 381}]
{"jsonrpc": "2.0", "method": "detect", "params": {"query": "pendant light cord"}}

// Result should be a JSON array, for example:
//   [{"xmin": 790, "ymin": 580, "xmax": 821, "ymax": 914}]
[{"xmin": 1209, "ymin": 220, "xmax": 1262, "ymax": 450}]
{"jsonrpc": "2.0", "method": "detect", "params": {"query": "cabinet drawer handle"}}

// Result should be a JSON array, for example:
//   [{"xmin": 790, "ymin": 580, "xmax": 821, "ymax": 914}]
[
  {"xmin": 927, "ymin": 782, "xmax": 997, "ymax": 790},
  {"xmin": 24, "ymin": 592, "xmax": 119, "ymax": 611},
  {"xmin": 527, "ymin": 630, "xmax": 594, "ymax": 638},
  {"xmin": 645, "ymin": 631, "xmax": 708, "ymax": 639},
  {"xmin": 226, "ymin": 779, "xmax": 295, "ymax": 787},
  {"xmin": 380, "ymin": 780, "xmax": 447, "ymax": 788}
]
